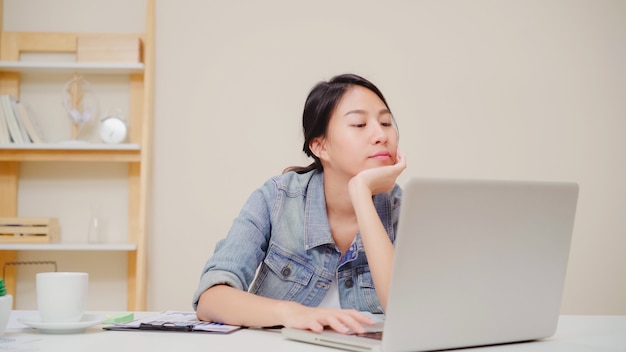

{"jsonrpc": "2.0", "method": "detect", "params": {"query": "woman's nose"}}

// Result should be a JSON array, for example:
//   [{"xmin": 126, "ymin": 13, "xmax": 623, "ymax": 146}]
[{"xmin": 371, "ymin": 124, "xmax": 389, "ymax": 144}]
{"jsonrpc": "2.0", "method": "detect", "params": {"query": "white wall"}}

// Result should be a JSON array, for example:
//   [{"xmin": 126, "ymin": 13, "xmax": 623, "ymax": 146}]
[
  {"xmin": 151, "ymin": 0, "xmax": 626, "ymax": 314},
  {"xmin": 8, "ymin": 0, "xmax": 625, "ymax": 314}
]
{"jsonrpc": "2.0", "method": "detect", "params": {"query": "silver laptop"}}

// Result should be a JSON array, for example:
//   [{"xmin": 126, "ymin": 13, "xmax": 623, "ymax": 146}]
[{"xmin": 282, "ymin": 177, "xmax": 579, "ymax": 352}]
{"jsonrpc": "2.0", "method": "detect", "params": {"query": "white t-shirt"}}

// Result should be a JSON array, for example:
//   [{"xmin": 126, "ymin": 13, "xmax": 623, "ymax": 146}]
[{"xmin": 317, "ymin": 278, "xmax": 341, "ymax": 309}]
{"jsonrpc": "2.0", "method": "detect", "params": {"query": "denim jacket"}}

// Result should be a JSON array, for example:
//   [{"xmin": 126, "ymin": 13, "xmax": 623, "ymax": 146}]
[{"xmin": 192, "ymin": 170, "xmax": 402, "ymax": 314}]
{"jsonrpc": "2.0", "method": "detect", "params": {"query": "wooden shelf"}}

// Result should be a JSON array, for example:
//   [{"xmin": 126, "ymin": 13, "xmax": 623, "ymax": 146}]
[
  {"xmin": 0, "ymin": 143, "xmax": 141, "ymax": 162},
  {"xmin": 0, "ymin": 0, "xmax": 154, "ymax": 311},
  {"xmin": 0, "ymin": 243, "xmax": 137, "ymax": 251},
  {"xmin": 0, "ymin": 61, "xmax": 144, "ymax": 74},
  {"xmin": 0, "ymin": 143, "xmax": 140, "ymax": 150}
]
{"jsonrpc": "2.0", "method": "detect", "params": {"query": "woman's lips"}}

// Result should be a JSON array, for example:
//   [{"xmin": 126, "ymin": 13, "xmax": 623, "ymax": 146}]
[{"xmin": 369, "ymin": 151, "xmax": 392, "ymax": 160}]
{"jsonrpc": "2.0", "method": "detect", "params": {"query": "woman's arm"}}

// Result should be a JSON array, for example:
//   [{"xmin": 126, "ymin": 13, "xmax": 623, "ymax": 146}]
[
  {"xmin": 197, "ymin": 284, "xmax": 375, "ymax": 333},
  {"xmin": 348, "ymin": 149, "xmax": 406, "ymax": 311}
]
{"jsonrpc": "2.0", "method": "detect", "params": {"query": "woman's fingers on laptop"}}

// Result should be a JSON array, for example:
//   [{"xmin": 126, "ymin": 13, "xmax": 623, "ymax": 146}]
[
  {"xmin": 283, "ymin": 307, "xmax": 375, "ymax": 334},
  {"xmin": 327, "ymin": 309, "xmax": 376, "ymax": 334}
]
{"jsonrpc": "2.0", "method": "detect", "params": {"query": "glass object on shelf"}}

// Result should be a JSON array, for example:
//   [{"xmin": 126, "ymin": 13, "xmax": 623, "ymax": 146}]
[
  {"xmin": 87, "ymin": 203, "xmax": 103, "ymax": 244},
  {"xmin": 62, "ymin": 74, "xmax": 99, "ymax": 142}
]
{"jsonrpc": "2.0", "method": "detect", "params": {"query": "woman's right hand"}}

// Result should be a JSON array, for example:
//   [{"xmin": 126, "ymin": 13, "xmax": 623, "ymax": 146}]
[{"xmin": 277, "ymin": 301, "xmax": 375, "ymax": 334}]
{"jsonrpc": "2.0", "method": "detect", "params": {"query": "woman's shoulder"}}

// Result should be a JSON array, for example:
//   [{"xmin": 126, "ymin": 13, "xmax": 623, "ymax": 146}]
[
  {"xmin": 262, "ymin": 170, "xmax": 321, "ymax": 195},
  {"xmin": 271, "ymin": 170, "xmax": 320, "ymax": 187}
]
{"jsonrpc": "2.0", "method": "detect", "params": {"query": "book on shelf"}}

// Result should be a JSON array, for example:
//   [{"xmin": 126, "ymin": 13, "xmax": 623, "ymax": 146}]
[
  {"xmin": 0, "ymin": 96, "xmax": 9, "ymax": 143},
  {"xmin": 1, "ymin": 94, "xmax": 27, "ymax": 144},
  {"xmin": 1, "ymin": 95, "xmax": 20, "ymax": 143},
  {"xmin": 10, "ymin": 97, "xmax": 31, "ymax": 143},
  {"xmin": 0, "ymin": 94, "xmax": 45, "ymax": 144},
  {"xmin": 14, "ymin": 100, "xmax": 44, "ymax": 143}
]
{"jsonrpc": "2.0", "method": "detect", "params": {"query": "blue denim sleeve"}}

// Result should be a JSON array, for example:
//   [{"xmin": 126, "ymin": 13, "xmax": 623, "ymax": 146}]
[
  {"xmin": 192, "ymin": 180, "xmax": 276, "ymax": 310},
  {"xmin": 390, "ymin": 184, "xmax": 403, "ymax": 244}
]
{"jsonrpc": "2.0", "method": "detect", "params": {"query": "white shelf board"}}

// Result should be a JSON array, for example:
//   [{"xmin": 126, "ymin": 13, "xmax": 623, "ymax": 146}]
[
  {"xmin": 0, "ymin": 143, "xmax": 140, "ymax": 150},
  {"xmin": 0, "ymin": 61, "xmax": 144, "ymax": 74},
  {"xmin": 0, "ymin": 243, "xmax": 137, "ymax": 251}
]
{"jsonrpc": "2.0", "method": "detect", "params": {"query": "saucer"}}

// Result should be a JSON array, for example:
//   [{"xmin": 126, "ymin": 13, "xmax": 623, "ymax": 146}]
[{"xmin": 17, "ymin": 313, "xmax": 105, "ymax": 334}]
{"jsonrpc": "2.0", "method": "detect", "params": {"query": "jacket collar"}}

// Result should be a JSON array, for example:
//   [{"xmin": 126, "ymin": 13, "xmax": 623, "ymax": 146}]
[{"xmin": 303, "ymin": 171, "xmax": 335, "ymax": 250}]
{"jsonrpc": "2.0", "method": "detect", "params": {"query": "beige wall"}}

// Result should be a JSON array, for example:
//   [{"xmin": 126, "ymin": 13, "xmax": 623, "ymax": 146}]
[{"xmin": 9, "ymin": 0, "xmax": 626, "ymax": 314}]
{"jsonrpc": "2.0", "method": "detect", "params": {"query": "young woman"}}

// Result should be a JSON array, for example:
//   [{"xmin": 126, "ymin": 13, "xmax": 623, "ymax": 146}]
[{"xmin": 193, "ymin": 73, "xmax": 406, "ymax": 334}]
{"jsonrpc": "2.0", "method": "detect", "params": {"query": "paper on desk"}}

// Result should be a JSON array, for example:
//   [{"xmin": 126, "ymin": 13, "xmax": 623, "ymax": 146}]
[
  {"xmin": 104, "ymin": 310, "xmax": 240, "ymax": 333},
  {"xmin": 2, "ymin": 312, "xmax": 42, "ymax": 351},
  {"xmin": 0, "ymin": 336, "xmax": 41, "ymax": 352}
]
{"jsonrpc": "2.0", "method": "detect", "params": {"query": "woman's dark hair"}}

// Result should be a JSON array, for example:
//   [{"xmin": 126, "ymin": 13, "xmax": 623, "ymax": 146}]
[{"xmin": 284, "ymin": 73, "xmax": 394, "ymax": 174}]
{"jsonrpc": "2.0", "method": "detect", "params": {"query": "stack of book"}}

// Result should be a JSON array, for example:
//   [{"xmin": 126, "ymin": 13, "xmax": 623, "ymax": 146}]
[{"xmin": 0, "ymin": 94, "xmax": 44, "ymax": 144}]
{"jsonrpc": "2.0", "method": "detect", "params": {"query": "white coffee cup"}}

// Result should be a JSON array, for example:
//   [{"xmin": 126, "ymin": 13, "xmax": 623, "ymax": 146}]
[{"xmin": 36, "ymin": 272, "xmax": 88, "ymax": 323}]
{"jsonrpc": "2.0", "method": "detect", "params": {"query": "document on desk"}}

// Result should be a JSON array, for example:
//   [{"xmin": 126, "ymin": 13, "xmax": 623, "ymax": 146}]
[{"xmin": 103, "ymin": 311, "xmax": 241, "ymax": 333}]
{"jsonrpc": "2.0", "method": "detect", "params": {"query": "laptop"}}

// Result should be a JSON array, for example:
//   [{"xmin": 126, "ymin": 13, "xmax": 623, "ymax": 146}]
[{"xmin": 282, "ymin": 177, "xmax": 579, "ymax": 352}]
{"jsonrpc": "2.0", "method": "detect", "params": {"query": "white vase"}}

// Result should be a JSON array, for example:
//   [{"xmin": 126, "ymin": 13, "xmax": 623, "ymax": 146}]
[{"xmin": 0, "ymin": 294, "xmax": 12, "ymax": 336}]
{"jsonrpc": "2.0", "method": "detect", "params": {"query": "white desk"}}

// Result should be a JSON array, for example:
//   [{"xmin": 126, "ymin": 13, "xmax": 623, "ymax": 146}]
[{"xmin": 2, "ymin": 311, "xmax": 625, "ymax": 352}]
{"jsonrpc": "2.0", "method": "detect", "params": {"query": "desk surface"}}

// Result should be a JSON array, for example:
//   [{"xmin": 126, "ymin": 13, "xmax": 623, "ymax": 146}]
[{"xmin": 2, "ymin": 311, "xmax": 625, "ymax": 352}]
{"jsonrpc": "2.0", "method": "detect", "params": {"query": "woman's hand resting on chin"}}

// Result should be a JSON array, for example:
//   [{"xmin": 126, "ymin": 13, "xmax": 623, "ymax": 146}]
[{"xmin": 349, "ymin": 149, "xmax": 407, "ymax": 198}]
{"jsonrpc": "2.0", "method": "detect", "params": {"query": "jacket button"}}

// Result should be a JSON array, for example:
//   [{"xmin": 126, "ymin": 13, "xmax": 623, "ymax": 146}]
[
  {"xmin": 281, "ymin": 266, "xmax": 291, "ymax": 277},
  {"xmin": 345, "ymin": 278, "xmax": 354, "ymax": 288}
]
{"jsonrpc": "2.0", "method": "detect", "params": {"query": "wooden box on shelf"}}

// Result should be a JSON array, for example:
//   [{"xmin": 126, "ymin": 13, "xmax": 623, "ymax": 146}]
[
  {"xmin": 0, "ymin": 217, "xmax": 60, "ymax": 243},
  {"xmin": 77, "ymin": 34, "xmax": 143, "ymax": 63}
]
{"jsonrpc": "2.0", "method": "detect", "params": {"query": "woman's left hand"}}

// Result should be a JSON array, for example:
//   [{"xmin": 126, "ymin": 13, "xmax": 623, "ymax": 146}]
[{"xmin": 349, "ymin": 149, "xmax": 407, "ymax": 197}]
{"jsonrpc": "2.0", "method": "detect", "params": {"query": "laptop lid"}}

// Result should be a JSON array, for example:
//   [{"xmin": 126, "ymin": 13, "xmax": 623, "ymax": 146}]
[
  {"xmin": 283, "ymin": 178, "xmax": 579, "ymax": 352},
  {"xmin": 382, "ymin": 178, "xmax": 578, "ymax": 351}
]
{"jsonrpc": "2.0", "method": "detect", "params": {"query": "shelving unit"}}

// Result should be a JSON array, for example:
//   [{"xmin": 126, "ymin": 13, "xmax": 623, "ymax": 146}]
[
  {"xmin": 0, "ymin": 0, "xmax": 154, "ymax": 310},
  {"xmin": 0, "ymin": 143, "xmax": 141, "ymax": 162},
  {"xmin": 0, "ymin": 61, "xmax": 144, "ymax": 74},
  {"xmin": 0, "ymin": 243, "xmax": 137, "ymax": 251}
]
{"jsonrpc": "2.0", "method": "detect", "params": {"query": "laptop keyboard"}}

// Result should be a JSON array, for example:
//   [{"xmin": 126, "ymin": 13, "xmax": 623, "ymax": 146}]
[{"xmin": 356, "ymin": 331, "xmax": 383, "ymax": 340}]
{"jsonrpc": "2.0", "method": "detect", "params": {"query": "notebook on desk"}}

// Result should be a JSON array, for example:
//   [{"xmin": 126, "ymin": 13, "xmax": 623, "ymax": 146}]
[{"xmin": 282, "ymin": 177, "xmax": 579, "ymax": 352}]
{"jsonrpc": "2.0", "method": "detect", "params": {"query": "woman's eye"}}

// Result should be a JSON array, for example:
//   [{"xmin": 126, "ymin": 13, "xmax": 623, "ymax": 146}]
[
  {"xmin": 351, "ymin": 123, "xmax": 366, "ymax": 128},
  {"xmin": 381, "ymin": 122, "xmax": 393, "ymax": 127}
]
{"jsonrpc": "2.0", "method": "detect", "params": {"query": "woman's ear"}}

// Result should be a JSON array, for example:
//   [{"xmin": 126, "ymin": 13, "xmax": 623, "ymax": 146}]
[{"xmin": 309, "ymin": 137, "xmax": 326, "ymax": 160}]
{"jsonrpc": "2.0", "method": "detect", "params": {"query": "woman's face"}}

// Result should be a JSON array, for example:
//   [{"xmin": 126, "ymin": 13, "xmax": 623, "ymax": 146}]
[{"xmin": 313, "ymin": 85, "xmax": 399, "ymax": 177}]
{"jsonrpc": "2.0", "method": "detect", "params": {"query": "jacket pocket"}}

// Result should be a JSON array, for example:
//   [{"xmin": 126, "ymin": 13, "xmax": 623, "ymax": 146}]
[
  {"xmin": 250, "ymin": 243, "xmax": 315, "ymax": 301},
  {"xmin": 357, "ymin": 268, "xmax": 383, "ymax": 314}
]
